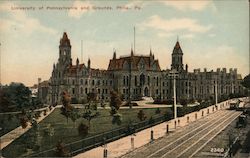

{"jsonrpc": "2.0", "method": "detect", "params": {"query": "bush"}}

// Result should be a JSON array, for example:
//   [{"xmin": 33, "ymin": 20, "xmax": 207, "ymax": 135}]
[
  {"xmin": 153, "ymin": 99, "xmax": 173, "ymax": 105},
  {"xmin": 20, "ymin": 116, "xmax": 29, "ymax": 129},
  {"xmin": 55, "ymin": 141, "xmax": 70, "ymax": 157},
  {"xmin": 124, "ymin": 102, "xmax": 138, "ymax": 107},
  {"xmin": 112, "ymin": 113, "xmax": 122, "ymax": 125},
  {"xmin": 78, "ymin": 123, "xmax": 89, "ymax": 137},
  {"xmin": 137, "ymin": 110, "xmax": 147, "ymax": 121},
  {"xmin": 155, "ymin": 108, "xmax": 161, "ymax": 114}
]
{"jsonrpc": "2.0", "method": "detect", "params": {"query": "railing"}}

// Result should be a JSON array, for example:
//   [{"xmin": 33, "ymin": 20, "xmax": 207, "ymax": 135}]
[{"xmin": 27, "ymin": 115, "xmax": 167, "ymax": 157}]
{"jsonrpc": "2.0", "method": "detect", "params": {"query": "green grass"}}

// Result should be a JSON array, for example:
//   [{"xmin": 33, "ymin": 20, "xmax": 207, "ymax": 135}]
[{"xmin": 3, "ymin": 107, "xmax": 171, "ymax": 157}]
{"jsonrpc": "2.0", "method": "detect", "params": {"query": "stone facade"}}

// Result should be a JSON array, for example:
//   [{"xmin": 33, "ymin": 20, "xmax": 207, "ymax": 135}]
[{"xmin": 41, "ymin": 32, "xmax": 244, "ymax": 105}]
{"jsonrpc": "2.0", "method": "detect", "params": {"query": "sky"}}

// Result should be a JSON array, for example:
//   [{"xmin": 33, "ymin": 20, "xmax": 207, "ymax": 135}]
[{"xmin": 0, "ymin": 0, "xmax": 249, "ymax": 86}]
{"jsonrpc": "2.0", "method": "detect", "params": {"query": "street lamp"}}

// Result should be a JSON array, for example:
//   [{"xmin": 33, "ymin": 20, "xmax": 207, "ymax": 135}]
[
  {"xmin": 169, "ymin": 69, "xmax": 179, "ymax": 119},
  {"xmin": 215, "ymin": 75, "xmax": 218, "ymax": 107},
  {"xmin": 0, "ymin": 127, "xmax": 2, "ymax": 157}
]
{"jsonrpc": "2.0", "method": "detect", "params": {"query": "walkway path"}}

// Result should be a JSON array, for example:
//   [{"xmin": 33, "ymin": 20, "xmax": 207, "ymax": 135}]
[{"xmin": 0, "ymin": 106, "xmax": 56, "ymax": 149}]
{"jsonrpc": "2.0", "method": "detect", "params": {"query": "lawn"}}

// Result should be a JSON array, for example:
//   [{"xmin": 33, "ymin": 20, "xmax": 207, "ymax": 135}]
[{"xmin": 2, "ymin": 107, "xmax": 171, "ymax": 157}]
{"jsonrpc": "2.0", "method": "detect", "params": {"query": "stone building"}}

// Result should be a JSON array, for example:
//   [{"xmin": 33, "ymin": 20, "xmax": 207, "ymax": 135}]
[{"xmin": 40, "ymin": 32, "xmax": 244, "ymax": 105}]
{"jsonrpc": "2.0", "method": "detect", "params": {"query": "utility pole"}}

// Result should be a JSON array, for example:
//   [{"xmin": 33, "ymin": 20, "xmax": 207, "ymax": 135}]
[
  {"xmin": 0, "ymin": 42, "xmax": 1, "ymax": 87},
  {"xmin": 215, "ymin": 75, "xmax": 218, "ymax": 106},
  {"xmin": 81, "ymin": 40, "xmax": 83, "ymax": 63},
  {"xmin": 134, "ymin": 26, "xmax": 135, "ymax": 54},
  {"xmin": 170, "ymin": 69, "xmax": 178, "ymax": 119}
]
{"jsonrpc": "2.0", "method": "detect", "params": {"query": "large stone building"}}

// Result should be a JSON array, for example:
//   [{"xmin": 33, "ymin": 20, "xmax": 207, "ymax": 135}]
[{"xmin": 40, "ymin": 32, "xmax": 244, "ymax": 105}]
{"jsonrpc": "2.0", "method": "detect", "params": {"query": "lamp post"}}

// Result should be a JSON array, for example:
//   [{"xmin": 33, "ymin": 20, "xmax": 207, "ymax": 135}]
[
  {"xmin": 215, "ymin": 75, "xmax": 218, "ymax": 107},
  {"xmin": 0, "ymin": 127, "xmax": 2, "ymax": 157},
  {"xmin": 170, "ymin": 69, "xmax": 179, "ymax": 119}
]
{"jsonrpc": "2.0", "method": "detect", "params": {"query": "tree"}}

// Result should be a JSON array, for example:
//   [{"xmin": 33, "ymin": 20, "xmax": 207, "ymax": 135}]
[
  {"xmin": 0, "ymin": 83, "xmax": 32, "ymax": 112},
  {"xmin": 110, "ymin": 90, "xmax": 122, "ymax": 111},
  {"xmin": 109, "ymin": 90, "xmax": 123, "ymax": 125},
  {"xmin": 242, "ymin": 74, "xmax": 250, "ymax": 89},
  {"xmin": 60, "ymin": 91, "xmax": 76, "ymax": 123},
  {"xmin": 82, "ymin": 109, "xmax": 99, "ymax": 128}
]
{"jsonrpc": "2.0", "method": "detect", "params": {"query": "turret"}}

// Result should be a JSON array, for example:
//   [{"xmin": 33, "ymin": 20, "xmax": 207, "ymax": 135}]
[
  {"xmin": 185, "ymin": 64, "xmax": 188, "ymax": 72},
  {"xmin": 59, "ymin": 32, "xmax": 72, "ymax": 66},
  {"xmin": 88, "ymin": 58, "xmax": 91, "ymax": 69},
  {"xmin": 171, "ymin": 40, "xmax": 184, "ymax": 71},
  {"xmin": 113, "ymin": 49, "xmax": 116, "ymax": 59},
  {"xmin": 76, "ymin": 58, "xmax": 79, "ymax": 66},
  {"xmin": 131, "ymin": 45, "xmax": 134, "ymax": 56}
]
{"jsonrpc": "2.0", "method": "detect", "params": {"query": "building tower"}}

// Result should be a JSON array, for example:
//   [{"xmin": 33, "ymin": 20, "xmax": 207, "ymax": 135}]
[
  {"xmin": 171, "ymin": 40, "xmax": 184, "ymax": 72},
  {"xmin": 59, "ymin": 32, "xmax": 72, "ymax": 66}
]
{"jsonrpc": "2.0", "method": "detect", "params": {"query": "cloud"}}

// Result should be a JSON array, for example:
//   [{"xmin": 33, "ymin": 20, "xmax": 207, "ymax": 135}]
[
  {"xmin": 141, "ymin": 15, "xmax": 212, "ymax": 34},
  {"xmin": 186, "ymin": 45, "xmax": 248, "ymax": 76},
  {"xmin": 68, "ymin": 1, "xmax": 93, "ymax": 18},
  {"xmin": 162, "ymin": 1, "xmax": 212, "ymax": 11},
  {"xmin": 0, "ymin": 2, "xmax": 57, "ymax": 35},
  {"xmin": 182, "ymin": 34, "xmax": 195, "ymax": 39},
  {"xmin": 208, "ymin": 33, "xmax": 216, "ymax": 37}
]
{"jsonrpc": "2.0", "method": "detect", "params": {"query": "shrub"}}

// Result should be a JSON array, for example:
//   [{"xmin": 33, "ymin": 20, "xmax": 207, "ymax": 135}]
[
  {"xmin": 155, "ymin": 108, "xmax": 161, "ymax": 114},
  {"xmin": 78, "ymin": 123, "xmax": 89, "ymax": 137},
  {"xmin": 137, "ymin": 110, "xmax": 147, "ymax": 121},
  {"xmin": 55, "ymin": 141, "xmax": 70, "ymax": 157},
  {"xmin": 112, "ymin": 113, "xmax": 122, "ymax": 125},
  {"xmin": 20, "ymin": 116, "xmax": 29, "ymax": 129}
]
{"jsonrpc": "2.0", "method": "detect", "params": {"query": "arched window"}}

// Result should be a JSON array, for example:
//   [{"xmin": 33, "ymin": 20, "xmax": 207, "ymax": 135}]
[{"xmin": 140, "ymin": 74, "xmax": 145, "ymax": 86}]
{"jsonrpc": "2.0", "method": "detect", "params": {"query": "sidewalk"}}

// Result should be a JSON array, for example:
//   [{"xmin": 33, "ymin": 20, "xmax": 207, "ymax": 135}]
[
  {"xmin": 0, "ymin": 106, "xmax": 56, "ymax": 149},
  {"xmin": 74, "ymin": 100, "xmax": 231, "ymax": 158}
]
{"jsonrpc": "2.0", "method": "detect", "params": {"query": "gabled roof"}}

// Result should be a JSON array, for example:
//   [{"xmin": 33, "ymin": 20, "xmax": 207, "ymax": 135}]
[{"xmin": 108, "ymin": 55, "xmax": 161, "ymax": 71}]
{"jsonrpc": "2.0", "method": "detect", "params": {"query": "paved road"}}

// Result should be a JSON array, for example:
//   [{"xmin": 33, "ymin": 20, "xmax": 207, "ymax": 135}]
[{"xmin": 122, "ymin": 110, "xmax": 242, "ymax": 158}]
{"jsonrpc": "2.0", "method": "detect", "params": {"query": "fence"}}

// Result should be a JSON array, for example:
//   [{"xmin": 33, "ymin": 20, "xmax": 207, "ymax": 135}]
[{"xmin": 27, "ymin": 115, "xmax": 167, "ymax": 157}]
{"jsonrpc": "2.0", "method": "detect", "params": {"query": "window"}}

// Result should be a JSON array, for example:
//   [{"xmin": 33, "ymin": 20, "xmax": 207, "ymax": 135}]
[
  {"xmin": 72, "ymin": 79, "xmax": 75, "ymax": 85},
  {"xmin": 72, "ymin": 88, "xmax": 75, "ymax": 94},
  {"xmin": 85, "ymin": 79, "xmax": 88, "ymax": 85},
  {"xmin": 123, "ymin": 76, "xmax": 126, "ymax": 86},
  {"xmin": 81, "ymin": 79, "xmax": 83, "ymax": 85},
  {"xmin": 85, "ymin": 88, "xmax": 88, "ymax": 94},
  {"xmin": 126, "ymin": 76, "xmax": 129, "ymax": 86},
  {"xmin": 135, "ymin": 76, "xmax": 137, "ymax": 86},
  {"xmin": 92, "ymin": 80, "xmax": 95, "ymax": 86},
  {"xmin": 81, "ymin": 87, "xmax": 83, "ymax": 94}
]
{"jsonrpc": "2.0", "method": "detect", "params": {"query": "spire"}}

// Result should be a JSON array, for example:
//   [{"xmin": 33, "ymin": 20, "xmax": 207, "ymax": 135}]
[
  {"xmin": 131, "ymin": 43, "xmax": 134, "ymax": 56},
  {"xmin": 150, "ymin": 46, "xmax": 152, "ymax": 56},
  {"xmin": 88, "ymin": 58, "xmax": 91, "ymax": 69},
  {"xmin": 53, "ymin": 63, "xmax": 55, "ymax": 69},
  {"xmin": 76, "ymin": 58, "xmax": 79, "ymax": 66},
  {"xmin": 174, "ymin": 41, "xmax": 180, "ymax": 49},
  {"xmin": 113, "ymin": 48, "xmax": 116, "ymax": 59},
  {"xmin": 60, "ymin": 32, "xmax": 71, "ymax": 47}
]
